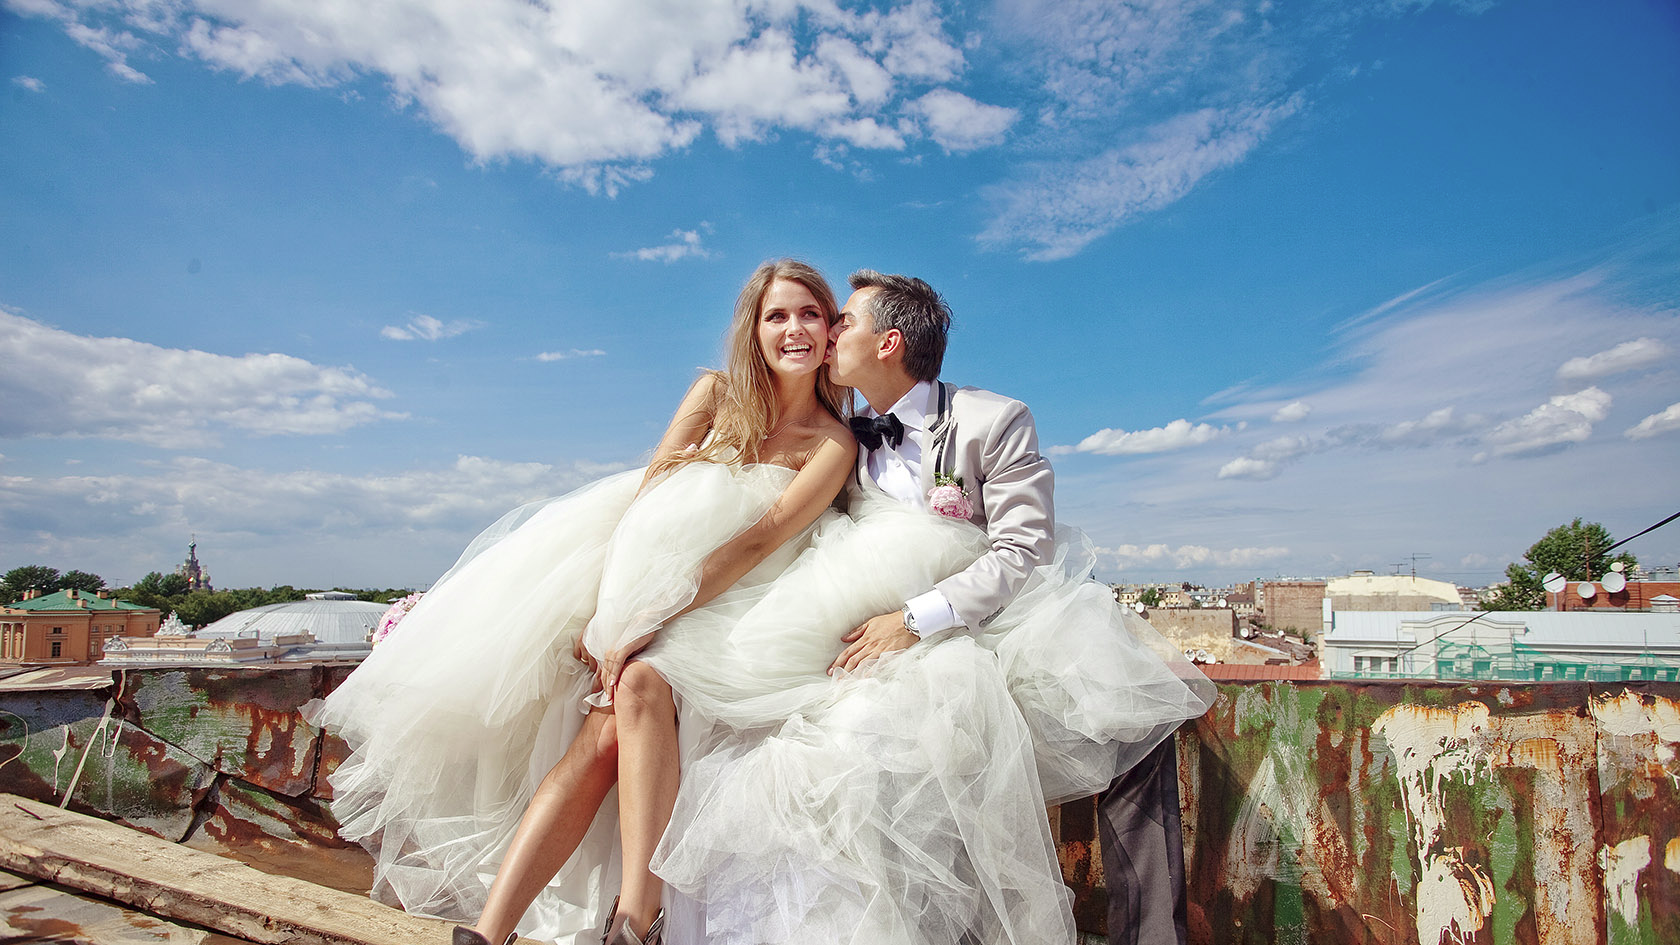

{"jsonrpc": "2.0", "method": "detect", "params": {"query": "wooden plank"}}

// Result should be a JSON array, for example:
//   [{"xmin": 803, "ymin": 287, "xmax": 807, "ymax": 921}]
[
  {"xmin": 0, "ymin": 882, "xmax": 249, "ymax": 943},
  {"xmin": 0, "ymin": 794, "xmax": 513, "ymax": 945}
]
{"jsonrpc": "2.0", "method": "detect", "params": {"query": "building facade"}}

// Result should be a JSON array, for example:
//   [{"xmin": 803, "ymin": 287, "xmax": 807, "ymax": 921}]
[
  {"xmin": 0, "ymin": 589, "xmax": 161, "ymax": 665},
  {"xmin": 1322, "ymin": 609, "xmax": 1680, "ymax": 682}
]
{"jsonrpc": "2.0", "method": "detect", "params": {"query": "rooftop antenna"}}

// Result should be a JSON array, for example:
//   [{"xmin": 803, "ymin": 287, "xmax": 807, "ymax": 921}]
[{"xmin": 1408, "ymin": 553, "xmax": 1432, "ymax": 578}]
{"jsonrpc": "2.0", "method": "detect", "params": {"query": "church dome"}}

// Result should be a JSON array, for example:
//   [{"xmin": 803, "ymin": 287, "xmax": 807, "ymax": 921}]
[{"xmin": 196, "ymin": 598, "xmax": 388, "ymax": 645}]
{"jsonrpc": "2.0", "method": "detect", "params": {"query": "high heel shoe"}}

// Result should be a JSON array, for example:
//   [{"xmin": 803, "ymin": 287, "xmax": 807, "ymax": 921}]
[
  {"xmin": 600, "ymin": 895, "xmax": 665, "ymax": 945},
  {"xmin": 452, "ymin": 926, "xmax": 517, "ymax": 945}
]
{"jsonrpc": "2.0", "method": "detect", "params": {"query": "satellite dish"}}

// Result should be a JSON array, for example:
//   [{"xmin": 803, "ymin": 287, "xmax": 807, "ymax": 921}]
[
  {"xmin": 1577, "ymin": 582, "xmax": 1597, "ymax": 600},
  {"xmin": 1133, "ymin": 602, "xmax": 1146, "ymax": 613},
  {"xmin": 1611, "ymin": 561, "xmax": 1626, "ymax": 573},
  {"xmin": 1542, "ymin": 572, "xmax": 1567, "ymax": 594},
  {"xmin": 1603, "ymin": 571, "xmax": 1627, "ymax": 593}
]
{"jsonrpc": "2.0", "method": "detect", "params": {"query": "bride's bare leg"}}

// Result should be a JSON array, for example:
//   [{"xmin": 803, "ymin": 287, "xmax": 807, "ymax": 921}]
[
  {"xmin": 612, "ymin": 661, "xmax": 680, "ymax": 935},
  {"xmin": 470, "ymin": 707, "xmax": 620, "ymax": 944}
]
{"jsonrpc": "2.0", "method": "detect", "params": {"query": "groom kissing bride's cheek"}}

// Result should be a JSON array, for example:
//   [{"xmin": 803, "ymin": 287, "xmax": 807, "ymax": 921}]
[{"xmin": 310, "ymin": 261, "xmax": 1214, "ymax": 945}]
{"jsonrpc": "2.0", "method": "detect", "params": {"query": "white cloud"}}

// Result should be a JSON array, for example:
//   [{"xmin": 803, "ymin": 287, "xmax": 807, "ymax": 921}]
[
  {"xmin": 0, "ymin": 307, "xmax": 402, "ymax": 449},
  {"xmin": 1099, "ymin": 542, "xmax": 1291, "ymax": 571},
  {"xmin": 12, "ymin": 76, "xmax": 45, "ymax": 92},
  {"xmin": 1480, "ymin": 387, "xmax": 1612, "ymax": 458},
  {"xmin": 0, "ymin": 453, "xmax": 629, "ymax": 586},
  {"xmin": 1377, "ymin": 406, "xmax": 1471, "ymax": 447},
  {"xmin": 1556, "ymin": 337, "xmax": 1669, "ymax": 381},
  {"xmin": 14, "ymin": 0, "xmax": 983, "ymax": 187},
  {"xmin": 1625, "ymin": 402, "xmax": 1680, "ymax": 441},
  {"xmin": 1066, "ymin": 419, "xmax": 1231, "ymax": 456},
  {"xmin": 535, "ymin": 349, "xmax": 606, "ymax": 362},
  {"xmin": 611, "ymin": 227, "xmax": 716, "ymax": 263},
  {"xmin": 1216, "ymin": 433, "xmax": 1319, "ymax": 480},
  {"xmin": 908, "ymin": 89, "xmax": 1016, "ymax": 153},
  {"xmin": 380, "ymin": 313, "xmax": 484, "ymax": 341},
  {"xmin": 1271, "ymin": 400, "xmax": 1311, "ymax": 423},
  {"xmin": 979, "ymin": 97, "xmax": 1301, "ymax": 261}
]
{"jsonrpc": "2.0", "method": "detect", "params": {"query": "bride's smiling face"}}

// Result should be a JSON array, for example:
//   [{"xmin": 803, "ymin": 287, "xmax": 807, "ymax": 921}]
[{"xmin": 757, "ymin": 278, "xmax": 830, "ymax": 379}]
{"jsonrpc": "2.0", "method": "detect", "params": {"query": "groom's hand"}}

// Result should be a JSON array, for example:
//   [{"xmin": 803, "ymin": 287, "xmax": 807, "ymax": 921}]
[{"xmin": 830, "ymin": 611, "xmax": 917, "ymax": 675}]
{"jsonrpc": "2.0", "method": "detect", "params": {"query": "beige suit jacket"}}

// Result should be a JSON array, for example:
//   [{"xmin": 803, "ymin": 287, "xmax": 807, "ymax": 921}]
[{"xmin": 856, "ymin": 381, "xmax": 1057, "ymax": 630}]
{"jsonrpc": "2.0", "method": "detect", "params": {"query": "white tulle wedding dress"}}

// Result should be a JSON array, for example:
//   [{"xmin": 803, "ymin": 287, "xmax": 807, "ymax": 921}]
[{"xmin": 309, "ymin": 460, "xmax": 1214, "ymax": 945}]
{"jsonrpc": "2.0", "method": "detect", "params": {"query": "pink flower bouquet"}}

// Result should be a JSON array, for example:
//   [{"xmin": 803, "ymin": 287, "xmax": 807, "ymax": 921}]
[{"xmin": 372, "ymin": 592, "xmax": 424, "ymax": 644}]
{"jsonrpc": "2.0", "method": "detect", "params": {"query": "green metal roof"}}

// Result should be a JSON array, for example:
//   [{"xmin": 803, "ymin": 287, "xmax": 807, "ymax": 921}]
[{"xmin": 3, "ymin": 590, "xmax": 153, "ymax": 612}]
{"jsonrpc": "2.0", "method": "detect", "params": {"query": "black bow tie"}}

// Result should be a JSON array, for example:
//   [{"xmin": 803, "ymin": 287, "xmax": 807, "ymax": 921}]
[{"xmin": 850, "ymin": 413, "xmax": 906, "ymax": 451}]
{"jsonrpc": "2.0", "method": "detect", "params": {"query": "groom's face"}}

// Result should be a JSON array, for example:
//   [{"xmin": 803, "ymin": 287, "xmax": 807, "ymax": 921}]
[{"xmin": 831, "ymin": 287, "xmax": 882, "ymax": 386}]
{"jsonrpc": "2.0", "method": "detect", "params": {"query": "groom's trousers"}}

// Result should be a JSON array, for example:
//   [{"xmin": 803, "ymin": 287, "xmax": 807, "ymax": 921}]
[{"xmin": 1097, "ymin": 735, "xmax": 1189, "ymax": 945}]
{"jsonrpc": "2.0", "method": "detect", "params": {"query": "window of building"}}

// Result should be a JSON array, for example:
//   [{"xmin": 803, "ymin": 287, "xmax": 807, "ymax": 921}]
[
  {"xmin": 50, "ymin": 641, "xmax": 62, "ymax": 658},
  {"xmin": 1353, "ymin": 656, "xmax": 1365, "ymax": 672},
  {"xmin": 51, "ymin": 626, "xmax": 64, "ymax": 635},
  {"xmin": 1387, "ymin": 658, "xmax": 1399, "ymax": 674}
]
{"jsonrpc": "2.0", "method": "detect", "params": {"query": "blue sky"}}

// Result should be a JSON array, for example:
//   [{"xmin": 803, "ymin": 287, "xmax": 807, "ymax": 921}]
[{"xmin": 2, "ymin": 0, "xmax": 1677, "ymax": 590}]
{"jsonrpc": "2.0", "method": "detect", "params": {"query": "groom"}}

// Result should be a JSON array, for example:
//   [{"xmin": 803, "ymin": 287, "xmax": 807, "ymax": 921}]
[{"xmin": 825, "ymin": 269, "xmax": 1191, "ymax": 945}]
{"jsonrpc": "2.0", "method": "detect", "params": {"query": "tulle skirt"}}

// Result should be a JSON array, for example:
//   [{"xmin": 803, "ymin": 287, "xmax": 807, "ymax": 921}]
[{"xmin": 308, "ymin": 462, "xmax": 1214, "ymax": 945}]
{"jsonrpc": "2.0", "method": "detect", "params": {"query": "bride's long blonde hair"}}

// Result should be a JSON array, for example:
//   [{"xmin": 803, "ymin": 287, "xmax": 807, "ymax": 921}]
[{"xmin": 657, "ymin": 259, "xmax": 850, "ymax": 475}]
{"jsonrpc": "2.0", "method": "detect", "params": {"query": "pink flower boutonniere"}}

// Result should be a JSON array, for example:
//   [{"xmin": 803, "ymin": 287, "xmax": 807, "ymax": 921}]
[{"xmin": 927, "ymin": 473, "xmax": 974, "ymax": 519}]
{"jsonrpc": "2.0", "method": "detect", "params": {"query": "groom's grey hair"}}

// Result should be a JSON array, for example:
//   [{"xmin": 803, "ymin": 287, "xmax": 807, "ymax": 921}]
[{"xmin": 848, "ymin": 269, "xmax": 951, "ymax": 383}]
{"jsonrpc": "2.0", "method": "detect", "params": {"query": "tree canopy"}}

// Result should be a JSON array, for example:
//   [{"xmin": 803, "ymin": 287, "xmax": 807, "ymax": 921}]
[
  {"xmin": 1, "ymin": 565, "xmax": 107, "ymax": 603},
  {"xmin": 1483, "ymin": 518, "xmax": 1638, "ymax": 611}
]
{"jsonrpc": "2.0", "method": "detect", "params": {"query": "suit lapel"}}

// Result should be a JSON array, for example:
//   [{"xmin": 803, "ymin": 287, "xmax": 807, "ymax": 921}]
[{"xmin": 920, "ymin": 381, "xmax": 955, "ymax": 496}]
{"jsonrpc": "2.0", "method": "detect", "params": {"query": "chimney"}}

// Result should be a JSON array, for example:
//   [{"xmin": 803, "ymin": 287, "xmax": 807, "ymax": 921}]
[
  {"xmin": 21, "ymin": 589, "xmax": 37, "ymax": 601},
  {"xmin": 78, "ymin": 598, "xmax": 89, "ymax": 609},
  {"xmin": 66, "ymin": 589, "xmax": 77, "ymax": 599},
  {"xmin": 97, "ymin": 590, "xmax": 110, "ymax": 599}
]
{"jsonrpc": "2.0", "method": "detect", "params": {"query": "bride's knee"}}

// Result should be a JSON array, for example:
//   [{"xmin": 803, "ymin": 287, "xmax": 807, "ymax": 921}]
[{"xmin": 614, "ymin": 662, "xmax": 674, "ymax": 724}]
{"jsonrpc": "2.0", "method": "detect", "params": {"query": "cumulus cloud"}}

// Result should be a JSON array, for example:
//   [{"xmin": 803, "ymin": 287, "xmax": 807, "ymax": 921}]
[
  {"xmin": 380, "ymin": 313, "xmax": 484, "ymax": 341},
  {"xmin": 612, "ymin": 227, "xmax": 715, "ymax": 263},
  {"xmin": 979, "ymin": 98, "xmax": 1301, "ymax": 261},
  {"xmin": 1556, "ymin": 337, "xmax": 1669, "ymax": 381},
  {"xmin": 1625, "ymin": 402, "xmax": 1680, "ymax": 440},
  {"xmin": 14, "ymin": 0, "xmax": 988, "ymax": 187},
  {"xmin": 0, "ymin": 453, "xmax": 630, "ymax": 585},
  {"xmin": 12, "ymin": 76, "xmax": 45, "ymax": 92},
  {"xmin": 1479, "ymin": 387, "xmax": 1612, "ymax": 459},
  {"xmin": 0, "ymin": 307, "xmax": 402, "ymax": 448},
  {"xmin": 535, "ymin": 349, "xmax": 606, "ymax": 362},
  {"xmin": 1099, "ymin": 542, "xmax": 1291, "ymax": 571},
  {"xmin": 1377, "ymin": 406, "xmax": 1474, "ymax": 447},
  {"xmin": 1064, "ymin": 419, "xmax": 1231, "ymax": 456},
  {"xmin": 1271, "ymin": 400, "xmax": 1312, "ymax": 423},
  {"xmin": 908, "ymin": 89, "xmax": 1016, "ymax": 153},
  {"xmin": 1217, "ymin": 433, "xmax": 1320, "ymax": 480}
]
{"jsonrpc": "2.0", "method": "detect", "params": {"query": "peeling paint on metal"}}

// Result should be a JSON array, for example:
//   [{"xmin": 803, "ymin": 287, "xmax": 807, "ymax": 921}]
[{"xmin": 1601, "ymin": 836, "xmax": 1651, "ymax": 924}]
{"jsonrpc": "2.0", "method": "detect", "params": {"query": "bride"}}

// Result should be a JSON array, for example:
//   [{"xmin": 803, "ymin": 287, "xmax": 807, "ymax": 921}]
[
  {"xmin": 310, "ymin": 259, "xmax": 857, "ymax": 945},
  {"xmin": 311, "ymin": 259, "xmax": 1215, "ymax": 945}
]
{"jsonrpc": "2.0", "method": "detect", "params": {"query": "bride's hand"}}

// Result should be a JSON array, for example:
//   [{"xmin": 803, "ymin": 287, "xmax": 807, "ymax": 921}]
[{"xmin": 598, "ymin": 632, "xmax": 657, "ymax": 696}]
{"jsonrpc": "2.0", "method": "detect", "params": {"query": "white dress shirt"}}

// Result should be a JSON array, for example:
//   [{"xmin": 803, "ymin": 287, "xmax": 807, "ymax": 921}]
[{"xmin": 862, "ymin": 380, "xmax": 962, "ymax": 638}]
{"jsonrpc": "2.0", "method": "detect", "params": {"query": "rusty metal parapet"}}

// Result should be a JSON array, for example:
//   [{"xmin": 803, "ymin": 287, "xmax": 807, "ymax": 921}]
[{"xmin": 3, "ymin": 668, "xmax": 1677, "ymax": 943}]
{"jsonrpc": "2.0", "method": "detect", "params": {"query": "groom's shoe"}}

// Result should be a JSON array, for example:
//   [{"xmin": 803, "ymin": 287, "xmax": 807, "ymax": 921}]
[
  {"xmin": 600, "ymin": 896, "xmax": 666, "ymax": 945},
  {"xmin": 452, "ymin": 926, "xmax": 517, "ymax": 945}
]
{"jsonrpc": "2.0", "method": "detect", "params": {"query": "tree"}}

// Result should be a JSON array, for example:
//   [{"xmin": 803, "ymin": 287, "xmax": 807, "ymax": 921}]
[
  {"xmin": 1138, "ymin": 587, "xmax": 1164, "ymax": 607},
  {"xmin": 1, "ymin": 565, "xmax": 61, "ymax": 603},
  {"xmin": 121, "ymin": 571, "xmax": 191, "ymax": 610},
  {"xmin": 1484, "ymin": 518, "xmax": 1638, "ymax": 611},
  {"xmin": 59, "ymin": 570, "xmax": 106, "ymax": 594}
]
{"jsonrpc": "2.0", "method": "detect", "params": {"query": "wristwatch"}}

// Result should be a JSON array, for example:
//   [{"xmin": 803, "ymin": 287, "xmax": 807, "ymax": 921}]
[{"xmin": 901, "ymin": 604, "xmax": 919, "ymax": 637}]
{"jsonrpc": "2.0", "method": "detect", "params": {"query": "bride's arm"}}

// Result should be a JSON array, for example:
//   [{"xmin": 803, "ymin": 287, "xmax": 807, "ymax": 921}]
[
  {"xmin": 597, "ymin": 430, "xmax": 857, "ymax": 690},
  {"xmin": 637, "ymin": 373, "xmax": 722, "ymax": 493}
]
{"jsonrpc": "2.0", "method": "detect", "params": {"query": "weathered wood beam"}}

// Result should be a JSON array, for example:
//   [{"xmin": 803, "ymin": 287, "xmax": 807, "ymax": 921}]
[{"xmin": 0, "ymin": 794, "xmax": 520, "ymax": 945}]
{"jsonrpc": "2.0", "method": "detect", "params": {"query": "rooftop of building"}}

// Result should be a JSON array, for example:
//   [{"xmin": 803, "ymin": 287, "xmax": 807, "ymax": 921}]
[
  {"xmin": 195, "ymin": 597, "xmax": 388, "ymax": 645},
  {"xmin": 1325, "ymin": 609, "xmax": 1680, "ymax": 647},
  {"xmin": 1, "ymin": 588, "xmax": 155, "ymax": 613}
]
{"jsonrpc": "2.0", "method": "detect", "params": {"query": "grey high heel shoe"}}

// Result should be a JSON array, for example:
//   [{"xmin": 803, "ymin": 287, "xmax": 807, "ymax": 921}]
[
  {"xmin": 600, "ymin": 895, "xmax": 665, "ymax": 945},
  {"xmin": 452, "ymin": 926, "xmax": 517, "ymax": 945}
]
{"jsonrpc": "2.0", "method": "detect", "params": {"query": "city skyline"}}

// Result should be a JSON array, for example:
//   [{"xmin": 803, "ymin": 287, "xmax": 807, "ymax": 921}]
[{"xmin": 2, "ymin": 0, "xmax": 1677, "ymax": 588}]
